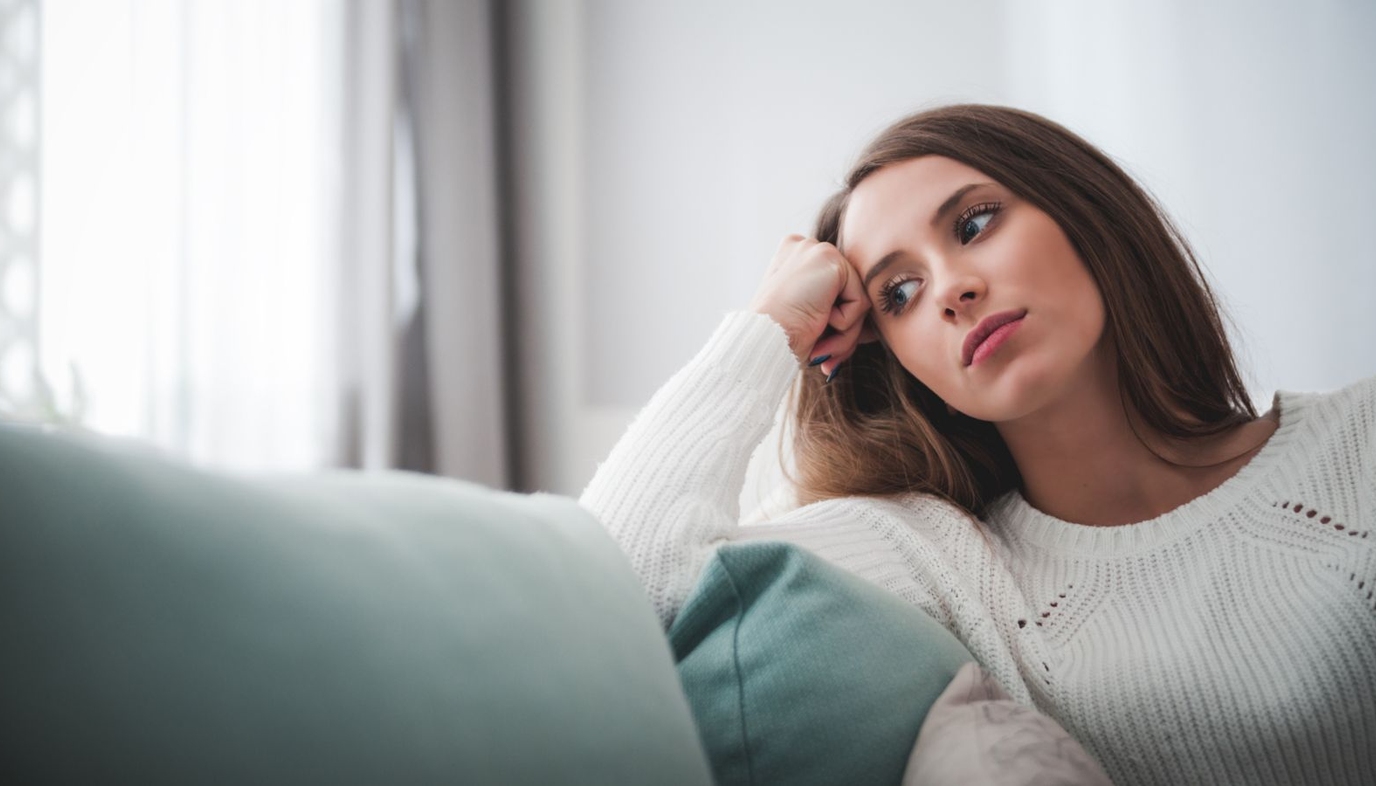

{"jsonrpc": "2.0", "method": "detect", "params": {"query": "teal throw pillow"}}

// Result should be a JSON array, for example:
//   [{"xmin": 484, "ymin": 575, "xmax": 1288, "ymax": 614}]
[{"xmin": 669, "ymin": 541, "xmax": 976, "ymax": 786}]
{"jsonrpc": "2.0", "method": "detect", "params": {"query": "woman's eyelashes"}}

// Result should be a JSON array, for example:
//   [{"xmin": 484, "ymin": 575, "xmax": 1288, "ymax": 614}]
[
  {"xmin": 954, "ymin": 201, "xmax": 1001, "ymax": 245},
  {"xmin": 877, "ymin": 275, "xmax": 921, "ymax": 316}
]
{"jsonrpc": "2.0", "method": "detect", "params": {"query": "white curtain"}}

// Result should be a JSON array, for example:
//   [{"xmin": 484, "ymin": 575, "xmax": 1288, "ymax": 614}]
[
  {"xmin": 34, "ymin": 0, "xmax": 511, "ymax": 484},
  {"xmin": 39, "ymin": 0, "xmax": 344, "ymax": 470},
  {"xmin": 0, "ymin": 0, "xmax": 40, "ymax": 416}
]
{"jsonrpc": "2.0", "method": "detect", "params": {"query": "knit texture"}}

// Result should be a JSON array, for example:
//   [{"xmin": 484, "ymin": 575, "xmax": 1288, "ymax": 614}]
[{"xmin": 579, "ymin": 311, "xmax": 1376, "ymax": 786}]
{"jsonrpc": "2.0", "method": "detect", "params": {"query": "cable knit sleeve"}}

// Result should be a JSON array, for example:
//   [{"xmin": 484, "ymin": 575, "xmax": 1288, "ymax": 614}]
[{"xmin": 579, "ymin": 311, "xmax": 801, "ymax": 629}]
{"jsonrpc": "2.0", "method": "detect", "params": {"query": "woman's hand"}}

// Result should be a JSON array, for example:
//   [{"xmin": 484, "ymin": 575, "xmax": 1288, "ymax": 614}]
[{"xmin": 749, "ymin": 235, "xmax": 873, "ymax": 378}]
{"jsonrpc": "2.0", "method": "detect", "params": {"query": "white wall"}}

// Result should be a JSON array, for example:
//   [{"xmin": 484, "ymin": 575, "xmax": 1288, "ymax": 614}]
[{"xmin": 508, "ymin": 0, "xmax": 1376, "ymax": 498}]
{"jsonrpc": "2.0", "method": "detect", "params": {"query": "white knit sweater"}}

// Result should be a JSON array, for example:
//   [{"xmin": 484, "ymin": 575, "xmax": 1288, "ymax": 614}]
[{"xmin": 579, "ymin": 311, "xmax": 1376, "ymax": 786}]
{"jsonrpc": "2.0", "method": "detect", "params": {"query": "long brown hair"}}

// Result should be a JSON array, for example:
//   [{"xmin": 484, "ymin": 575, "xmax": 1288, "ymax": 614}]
[{"xmin": 789, "ymin": 104, "xmax": 1255, "ymax": 517}]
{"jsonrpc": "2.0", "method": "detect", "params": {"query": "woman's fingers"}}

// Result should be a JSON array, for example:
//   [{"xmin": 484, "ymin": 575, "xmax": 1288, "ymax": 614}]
[
  {"xmin": 809, "ymin": 316, "xmax": 868, "ymax": 377},
  {"xmin": 749, "ymin": 236, "xmax": 856, "ymax": 363},
  {"xmin": 830, "ymin": 252, "xmax": 869, "ymax": 334},
  {"xmin": 749, "ymin": 233, "xmax": 877, "ymax": 375},
  {"xmin": 810, "ymin": 258, "xmax": 871, "ymax": 378}
]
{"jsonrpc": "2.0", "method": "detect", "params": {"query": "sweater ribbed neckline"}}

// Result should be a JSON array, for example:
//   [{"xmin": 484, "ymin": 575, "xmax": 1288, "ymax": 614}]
[{"xmin": 989, "ymin": 388, "xmax": 1311, "ymax": 558}]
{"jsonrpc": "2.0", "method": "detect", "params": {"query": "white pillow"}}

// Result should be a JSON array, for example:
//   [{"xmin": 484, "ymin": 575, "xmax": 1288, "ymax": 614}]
[{"xmin": 903, "ymin": 662, "xmax": 1114, "ymax": 785}]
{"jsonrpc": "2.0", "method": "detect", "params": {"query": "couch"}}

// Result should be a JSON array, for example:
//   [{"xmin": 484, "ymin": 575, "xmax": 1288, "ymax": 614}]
[{"xmin": 0, "ymin": 422, "xmax": 1112, "ymax": 785}]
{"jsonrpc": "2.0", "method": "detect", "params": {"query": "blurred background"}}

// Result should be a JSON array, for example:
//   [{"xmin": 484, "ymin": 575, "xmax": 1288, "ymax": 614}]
[{"xmin": 1, "ymin": 0, "xmax": 1373, "ymax": 499}]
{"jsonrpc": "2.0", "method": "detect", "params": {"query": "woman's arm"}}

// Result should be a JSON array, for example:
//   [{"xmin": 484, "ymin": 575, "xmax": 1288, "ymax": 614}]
[
  {"xmin": 579, "ymin": 311, "xmax": 799, "ymax": 629},
  {"xmin": 581, "ymin": 236, "xmax": 871, "ymax": 629}
]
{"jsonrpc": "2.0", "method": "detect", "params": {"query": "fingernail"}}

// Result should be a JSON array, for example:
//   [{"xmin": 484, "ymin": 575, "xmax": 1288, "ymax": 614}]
[
  {"xmin": 826, "ymin": 367, "xmax": 839, "ymax": 383},
  {"xmin": 808, "ymin": 354, "xmax": 831, "ymax": 367}
]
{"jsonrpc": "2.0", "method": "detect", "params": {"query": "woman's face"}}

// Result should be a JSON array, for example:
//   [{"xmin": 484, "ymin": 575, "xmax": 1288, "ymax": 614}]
[{"xmin": 839, "ymin": 155, "xmax": 1108, "ymax": 422}]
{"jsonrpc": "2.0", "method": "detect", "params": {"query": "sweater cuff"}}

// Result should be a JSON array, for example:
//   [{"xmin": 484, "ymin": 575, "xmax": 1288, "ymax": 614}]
[{"xmin": 693, "ymin": 311, "xmax": 800, "ymax": 396}]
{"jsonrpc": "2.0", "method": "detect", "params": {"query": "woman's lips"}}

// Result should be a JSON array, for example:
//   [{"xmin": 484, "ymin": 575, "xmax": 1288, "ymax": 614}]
[
  {"xmin": 962, "ymin": 309, "xmax": 1027, "ymax": 366},
  {"xmin": 969, "ymin": 317, "xmax": 1025, "ymax": 367}
]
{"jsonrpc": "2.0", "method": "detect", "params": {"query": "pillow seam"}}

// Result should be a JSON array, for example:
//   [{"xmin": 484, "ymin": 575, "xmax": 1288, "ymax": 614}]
[{"xmin": 717, "ymin": 552, "xmax": 757, "ymax": 786}]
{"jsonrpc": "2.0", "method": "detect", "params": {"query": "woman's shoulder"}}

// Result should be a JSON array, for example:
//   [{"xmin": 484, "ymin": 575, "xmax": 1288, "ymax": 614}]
[
  {"xmin": 1272, "ymin": 374, "xmax": 1376, "ymax": 480},
  {"xmin": 1281, "ymin": 373, "xmax": 1376, "ymax": 434},
  {"xmin": 1321, "ymin": 372, "xmax": 1376, "ymax": 403}
]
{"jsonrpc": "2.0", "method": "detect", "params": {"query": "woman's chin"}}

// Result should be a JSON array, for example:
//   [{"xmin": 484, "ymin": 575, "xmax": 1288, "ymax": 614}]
[{"xmin": 951, "ymin": 362, "xmax": 1067, "ymax": 425}]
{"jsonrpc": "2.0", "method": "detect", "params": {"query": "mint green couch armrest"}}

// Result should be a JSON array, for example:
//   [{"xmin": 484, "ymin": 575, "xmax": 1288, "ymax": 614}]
[{"xmin": 0, "ymin": 424, "xmax": 713, "ymax": 785}]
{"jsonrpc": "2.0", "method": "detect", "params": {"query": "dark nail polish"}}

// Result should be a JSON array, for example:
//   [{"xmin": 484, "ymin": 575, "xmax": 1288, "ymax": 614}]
[
  {"xmin": 808, "ymin": 354, "xmax": 831, "ymax": 367},
  {"xmin": 826, "ymin": 367, "xmax": 839, "ymax": 383}
]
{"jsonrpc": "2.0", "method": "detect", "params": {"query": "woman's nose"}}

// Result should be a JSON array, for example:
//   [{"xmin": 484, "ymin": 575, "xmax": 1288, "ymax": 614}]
[{"xmin": 940, "ymin": 277, "xmax": 985, "ymax": 320}]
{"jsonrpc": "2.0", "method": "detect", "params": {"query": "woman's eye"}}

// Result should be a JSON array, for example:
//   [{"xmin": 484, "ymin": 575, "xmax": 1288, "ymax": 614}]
[
  {"xmin": 956, "ymin": 203, "xmax": 1000, "ymax": 245},
  {"xmin": 880, "ymin": 278, "xmax": 921, "ymax": 315}
]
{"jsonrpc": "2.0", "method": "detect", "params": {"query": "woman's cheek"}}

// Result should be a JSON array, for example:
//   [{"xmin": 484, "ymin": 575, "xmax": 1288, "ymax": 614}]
[{"xmin": 902, "ymin": 354, "xmax": 950, "ymax": 399}]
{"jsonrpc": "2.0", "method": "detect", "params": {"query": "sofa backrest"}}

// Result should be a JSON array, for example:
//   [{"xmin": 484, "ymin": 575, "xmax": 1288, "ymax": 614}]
[{"xmin": 0, "ymin": 423, "xmax": 714, "ymax": 785}]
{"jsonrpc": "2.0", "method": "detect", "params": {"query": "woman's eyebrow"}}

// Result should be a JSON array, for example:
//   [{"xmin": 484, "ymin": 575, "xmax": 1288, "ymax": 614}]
[
  {"xmin": 860, "ymin": 182, "xmax": 996, "ymax": 291},
  {"xmin": 932, "ymin": 182, "xmax": 994, "ymax": 229},
  {"xmin": 863, "ymin": 249, "xmax": 916, "ymax": 291}
]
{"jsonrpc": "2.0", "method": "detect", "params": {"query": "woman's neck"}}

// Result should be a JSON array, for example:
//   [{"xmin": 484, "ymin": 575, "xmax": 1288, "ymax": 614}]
[{"xmin": 994, "ymin": 353, "xmax": 1276, "ymax": 528}]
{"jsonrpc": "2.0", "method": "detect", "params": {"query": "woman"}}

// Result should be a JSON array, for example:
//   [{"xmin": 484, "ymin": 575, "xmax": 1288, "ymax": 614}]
[{"xmin": 580, "ymin": 104, "xmax": 1376, "ymax": 785}]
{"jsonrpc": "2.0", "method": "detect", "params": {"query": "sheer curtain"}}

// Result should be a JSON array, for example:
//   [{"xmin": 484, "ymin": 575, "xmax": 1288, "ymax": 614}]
[
  {"xmin": 33, "ymin": 0, "xmax": 512, "ymax": 484},
  {"xmin": 0, "ymin": 0, "xmax": 40, "ymax": 419},
  {"xmin": 38, "ymin": 0, "xmax": 344, "ymax": 470}
]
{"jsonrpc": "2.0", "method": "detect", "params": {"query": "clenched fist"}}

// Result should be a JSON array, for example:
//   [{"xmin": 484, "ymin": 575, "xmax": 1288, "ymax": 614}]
[{"xmin": 749, "ymin": 235, "xmax": 874, "ymax": 377}]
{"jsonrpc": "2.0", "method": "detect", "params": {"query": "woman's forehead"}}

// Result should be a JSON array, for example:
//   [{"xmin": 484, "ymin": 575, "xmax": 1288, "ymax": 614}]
[{"xmin": 840, "ymin": 156, "xmax": 997, "ymax": 263}]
